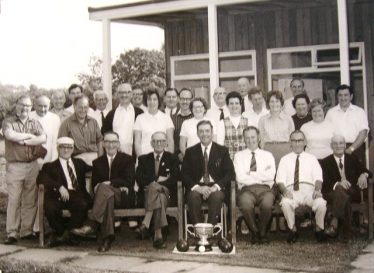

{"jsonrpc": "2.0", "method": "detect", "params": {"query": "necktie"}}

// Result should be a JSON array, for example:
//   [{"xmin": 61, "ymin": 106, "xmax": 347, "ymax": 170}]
[
  {"xmin": 67, "ymin": 159, "xmax": 78, "ymax": 190},
  {"xmin": 250, "ymin": 152, "xmax": 257, "ymax": 171},
  {"xmin": 293, "ymin": 155, "xmax": 299, "ymax": 191},
  {"xmin": 101, "ymin": 111, "xmax": 105, "ymax": 126},
  {"xmin": 155, "ymin": 154, "xmax": 160, "ymax": 177},
  {"xmin": 203, "ymin": 147, "xmax": 209, "ymax": 184},
  {"xmin": 219, "ymin": 108, "xmax": 224, "ymax": 120},
  {"xmin": 109, "ymin": 156, "xmax": 113, "ymax": 180},
  {"xmin": 339, "ymin": 158, "xmax": 347, "ymax": 180},
  {"xmin": 339, "ymin": 158, "xmax": 343, "ymax": 170}
]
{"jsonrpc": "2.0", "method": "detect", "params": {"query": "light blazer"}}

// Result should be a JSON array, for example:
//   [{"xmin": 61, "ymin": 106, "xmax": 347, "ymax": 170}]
[{"xmin": 181, "ymin": 142, "xmax": 235, "ymax": 192}]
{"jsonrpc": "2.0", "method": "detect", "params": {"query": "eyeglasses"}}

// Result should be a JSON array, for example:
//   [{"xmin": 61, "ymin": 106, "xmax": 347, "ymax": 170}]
[
  {"xmin": 104, "ymin": 140, "xmax": 119, "ymax": 144},
  {"xmin": 290, "ymin": 139, "xmax": 304, "ymax": 143},
  {"xmin": 18, "ymin": 103, "xmax": 32, "ymax": 108},
  {"xmin": 180, "ymin": 97, "xmax": 192, "ymax": 101}
]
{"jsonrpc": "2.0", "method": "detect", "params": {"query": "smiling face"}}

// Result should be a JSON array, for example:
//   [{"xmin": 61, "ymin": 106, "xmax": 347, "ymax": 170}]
[
  {"xmin": 243, "ymin": 128, "xmax": 260, "ymax": 151},
  {"xmin": 290, "ymin": 79, "xmax": 304, "ymax": 96},
  {"xmin": 58, "ymin": 144, "xmax": 74, "ymax": 160},
  {"xmin": 35, "ymin": 96, "xmax": 50, "ymax": 117},
  {"xmin": 290, "ymin": 131, "xmax": 306, "ymax": 154},
  {"xmin": 103, "ymin": 133, "xmax": 120, "ymax": 157},
  {"xmin": 16, "ymin": 97, "xmax": 32, "ymax": 120},
  {"xmin": 51, "ymin": 91, "xmax": 66, "ymax": 110},
  {"xmin": 331, "ymin": 135, "xmax": 346, "ymax": 158},
  {"xmin": 295, "ymin": 97, "xmax": 309, "ymax": 117},
  {"xmin": 94, "ymin": 92, "xmax": 108, "ymax": 111},
  {"xmin": 164, "ymin": 89, "xmax": 178, "ymax": 110},
  {"xmin": 179, "ymin": 90, "xmax": 193, "ymax": 112},
  {"xmin": 237, "ymin": 78, "xmax": 250, "ymax": 98},
  {"xmin": 197, "ymin": 123, "xmax": 213, "ymax": 146},
  {"xmin": 337, "ymin": 88, "xmax": 352, "ymax": 109},
  {"xmin": 192, "ymin": 100, "xmax": 206, "ymax": 118},
  {"xmin": 213, "ymin": 87, "xmax": 227, "ymax": 107},
  {"xmin": 132, "ymin": 88, "xmax": 144, "ymax": 107},
  {"xmin": 311, "ymin": 104, "xmax": 325, "ymax": 122},
  {"xmin": 74, "ymin": 97, "xmax": 89, "ymax": 120},
  {"xmin": 151, "ymin": 131, "xmax": 167, "ymax": 154},
  {"xmin": 147, "ymin": 93, "xmax": 160, "ymax": 113},
  {"xmin": 228, "ymin": 97, "xmax": 241, "ymax": 116},
  {"xmin": 268, "ymin": 95, "xmax": 282, "ymax": 113},
  {"xmin": 250, "ymin": 92, "xmax": 264, "ymax": 109},
  {"xmin": 117, "ymin": 84, "xmax": 133, "ymax": 107}
]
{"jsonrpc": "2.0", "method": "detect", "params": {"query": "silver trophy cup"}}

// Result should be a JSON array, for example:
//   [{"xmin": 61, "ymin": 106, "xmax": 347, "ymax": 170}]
[{"xmin": 187, "ymin": 223, "xmax": 222, "ymax": 252}]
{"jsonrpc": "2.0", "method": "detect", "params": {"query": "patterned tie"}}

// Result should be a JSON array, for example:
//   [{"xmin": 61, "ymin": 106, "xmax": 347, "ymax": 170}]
[
  {"xmin": 101, "ymin": 111, "xmax": 105, "ymax": 126},
  {"xmin": 155, "ymin": 154, "xmax": 161, "ymax": 177},
  {"xmin": 339, "ymin": 158, "xmax": 343, "ymax": 170},
  {"xmin": 203, "ymin": 147, "xmax": 209, "ymax": 184},
  {"xmin": 293, "ymin": 155, "xmax": 299, "ymax": 191},
  {"xmin": 250, "ymin": 152, "xmax": 257, "ymax": 171},
  {"xmin": 109, "ymin": 156, "xmax": 113, "ymax": 180},
  {"xmin": 339, "ymin": 158, "xmax": 347, "ymax": 180},
  {"xmin": 67, "ymin": 159, "xmax": 78, "ymax": 190},
  {"xmin": 219, "ymin": 108, "xmax": 224, "ymax": 120}
]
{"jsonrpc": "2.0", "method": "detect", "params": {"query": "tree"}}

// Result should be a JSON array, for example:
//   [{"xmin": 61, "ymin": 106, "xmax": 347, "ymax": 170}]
[{"xmin": 76, "ymin": 56, "xmax": 103, "ymax": 93}]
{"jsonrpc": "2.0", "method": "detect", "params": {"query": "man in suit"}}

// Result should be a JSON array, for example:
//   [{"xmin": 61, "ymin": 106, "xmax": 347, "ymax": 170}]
[
  {"xmin": 36, "ymin": 137, "xmax": 92, "ymax": 247},
  {"xmin": 182, "ymin": 120, "xmax": 235, "ymax": 225},
  {"xmin": 71, "ymin": 131, "xmax": 135, "ymax": 252},
  {"xmin": 321, "ymin": 135, "xmax": 372, "ymax": 242},
  {"xmin": 135, "ymin": 131, "xmax": 179, "ymax": 248}
]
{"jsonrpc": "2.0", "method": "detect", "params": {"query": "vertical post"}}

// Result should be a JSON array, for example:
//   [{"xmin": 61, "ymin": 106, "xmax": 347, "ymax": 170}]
[
  {"xmin": 208, "ymin": 4, "xmax": 219, "ymax": 105},
  {"xmin": 337, "ymin": 0, "xmax": 350, "ymax": 85},
  {"xmin": 102, "ymin": 19, "xmax": 112, "ymax": 109}
]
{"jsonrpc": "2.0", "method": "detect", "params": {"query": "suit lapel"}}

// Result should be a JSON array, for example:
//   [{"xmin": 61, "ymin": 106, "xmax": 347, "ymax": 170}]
[
  {"xmin": 208, "ymin": 143, "xmax": 218, "ymax": 170},
  {"xmin": 149, "ymin": 153, "xmax": 156, "ymax": 177},
  {"xmin": 57, "ymin": 159, "xmax": 68, "ymax": 188},
  {"xmin": 330, "ymin": 155, "xmax": 342, "ymax": 180}
]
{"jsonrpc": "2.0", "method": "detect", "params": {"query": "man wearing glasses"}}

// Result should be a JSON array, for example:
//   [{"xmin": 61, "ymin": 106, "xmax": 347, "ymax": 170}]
[{"xmin": 2, "ymin": 95, "xmax": 46, "ymax": 244}]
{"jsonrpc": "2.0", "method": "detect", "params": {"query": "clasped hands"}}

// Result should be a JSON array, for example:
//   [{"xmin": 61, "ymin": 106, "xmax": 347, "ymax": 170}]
[{"xmin": 194, "ymin": 184, "xmax": 219, "ymax": 200}]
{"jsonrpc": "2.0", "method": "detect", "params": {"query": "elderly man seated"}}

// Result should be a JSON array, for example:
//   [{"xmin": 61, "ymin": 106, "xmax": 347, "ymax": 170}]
[
  {"xmin": 276, "ymin": 130, "xmax": 327, "ymax": 243},
  {"xmin": 321, "ymin": 135, "xmax": 372, "ymax": 242}
]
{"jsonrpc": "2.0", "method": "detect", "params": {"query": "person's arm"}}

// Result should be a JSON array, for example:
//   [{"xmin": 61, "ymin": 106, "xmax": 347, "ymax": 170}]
[
  {"xmin": 136, "ymin": 156, "xmax": 155, "ymax": 188},
  {"xmin": 179, "ymin": 136, "xmax": 188, "ymax": 157},
  {"xmin": 345, "ymin": 129, "xmax": 368, "ymax": 154},
  {"xmin": 111, "ymin": 156, "xmax": 135, "ymax": 188},
  {"xmin": 97, "ymin": 141, "xmax": 103, "ymax": 156},
  {"xmin": 166, "ymin": 128, "xmax": 174, "ymax": 154},
  {"xmin": 181, "ymin": 148, "xmax": 197, "ymax": 191},
  {"xmin": 24, "ymin": 134, "xmax": 47, "ymax": 146},
  {"xmin": 2, "ymin": 120, "xmax": 35, "ymax": 142},
  {"xmin": 216, "ymin": 120, "xmax": 225, "ymax": 145},
  {"xmin": 258, "ymin": 117, "xmax": 266, "ymax": 148},
  {"xmin": 134, "ymin": 130, "xmax": 142, "ymax": 157}
]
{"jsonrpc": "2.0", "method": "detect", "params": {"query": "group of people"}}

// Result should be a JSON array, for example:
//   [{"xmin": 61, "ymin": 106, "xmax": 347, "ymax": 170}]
[{"xmin": 2, "ymin": 77, "xmax": 371, "ymax": 253}]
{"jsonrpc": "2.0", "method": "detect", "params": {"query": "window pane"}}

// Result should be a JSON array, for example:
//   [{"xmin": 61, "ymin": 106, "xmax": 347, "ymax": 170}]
[
  {"xmin": 272, "ymin": 52, "xmax": 311, "ymax": 69},
  {"xmin": 175, "ymin": 59, "xmax": 209, "ymax": 75},
  {"xmin": 219, "ymin": 55, "xmax": 252, "ymax": 72}
]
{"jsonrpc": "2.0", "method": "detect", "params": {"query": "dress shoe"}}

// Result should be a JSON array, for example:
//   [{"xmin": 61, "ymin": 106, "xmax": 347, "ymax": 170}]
[
  {"xmin": 287, "ymin": 231, "xmax": 298, "ymax": 244},
  {"xmin": 98, "ymin": 236, "xmax": 113, "ymax": 252},
  {"xmin": 71, "ymin": 225, "xmax": 96, "ymax": 237},
  {"xmin": 135, "ymin": 224, "xmax": 149, "ymax": 240},
  {"xmin": 250, "ymin": 232, "xmax": 260, "ymax": 244},
  {"xmin": 315, "ymin": 230, "xmax": 327, "ymax": 243},
  {"xmin": 324, "ymin": 225, "xmax": 338, "ymax": 238},
  {"xmin": 4, "ymin": 236, "xmax": 17, "ymax": 245},
  {"xmin": 47, "ymin": 234, "xmax": 60, "ymax": 248},
  {"xmin": 153, "ymin": 238, "xmax": 167, "ymax": 249}
]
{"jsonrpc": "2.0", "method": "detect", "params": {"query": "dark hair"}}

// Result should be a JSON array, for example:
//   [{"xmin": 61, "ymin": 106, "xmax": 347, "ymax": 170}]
[
  {"xmin": 73, "ymin": 94, "xmax": 89, "ymax": 105},
  {"xmin": 16, "ymin": 94, "xmax": 32, "ymax": 104},
  {"xmin": 225, "ymin": 91, "xmax": 243, "ymax": 106},
  {"xmin": 292, "ymin": 93, "xmax": 310, "ymax": 109},
  {"xmin": 196, "ymin": 120, "xmax": 213, "ymax": 131},
  {"xmin": 248, "ymin": 86, "xmax": 264, "ymax": 99},
  {"xmin": 290, "ymin": 78, "xmax": 305, "ymax": 88},
  {"xmin": 189, "ymin": 97, "xmax": 208, "ymax": 114},
  {"xmin": 179, "ymin": 88, "xmax": 194, "ymax": 98},
  {"xmin": 68, "ymin": 84, "xmax": 83, "ymax": 94},
  {"xmin": 290, "ymin": 130, "xmax": 306, "ymax": 140},
  {"xmin": 336, "ymin": 84, "xmax": 353, "ymax": 95},
  {"xmin": 164, "ymin": 87, "xmax": 179, "ymax": 97},
  {"xmin": 144, "ymin": 87, "xmax": 161, "ymax": 108},
  {"xmin": 103, "ymin": 131, "xmax": 119, "ymax": 139},
  {"xmin": 310, "ymin": 98, "xmax": 326, "ymax": 112},
  {"xmin": 266, "ymin": 90, "xmax": 284, "ymax": 108},
  {"xmin": 243, "ymin": 125, "xmax": 260, "ymax": 137}
]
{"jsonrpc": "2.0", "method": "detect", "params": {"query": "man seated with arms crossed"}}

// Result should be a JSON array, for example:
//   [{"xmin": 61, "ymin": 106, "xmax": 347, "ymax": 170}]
[
  {"xmin": 182, "ymin": 120, "xmax": 235, "ymax": 226},
  {"xmin": 135, "ymin": 131, "xmax": 179, "ymax": 249},
  {"xmin": 234, "ymin": 126, "xmax": 276, "ymax": 244},
  {"xmin": 276, "ymin": 130, "xmax": 327, "ymax": 243},
  {"xmin": 321, "ymin": 135, "xmax": 372, "ymax": 243},
  {"xmin": 72, "ymin": 131, "xmax": 135, "ymax": 252},
  {"xmin": 36, "ymin": 137, "xmax": 92, "ymax": 247}
]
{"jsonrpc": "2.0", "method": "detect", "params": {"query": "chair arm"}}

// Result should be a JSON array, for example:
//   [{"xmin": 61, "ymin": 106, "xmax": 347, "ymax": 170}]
[{"xmin": 231, "ymin": 180, "xmax": 237, "ymax": 245}]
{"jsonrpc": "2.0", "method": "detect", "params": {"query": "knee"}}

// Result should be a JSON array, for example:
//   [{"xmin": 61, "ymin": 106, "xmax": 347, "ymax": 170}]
[
  {"xmin": 261, "ymin": 194, "xmax": 275, "ymax": 209},
  {"xmin": 313, "ymin": 198, "xmax": 327, "ymax": 210},
  {"xmin": 280, "ymin": 197, "xmax": 293, "ymax": 209},
  {"xmin": 238, "ymin": 194, "xmax": 255, "ymax": 210},
  {"xmin": 208, "ymin": 191, "xmax": 224, "ymax": 204},
  {"xmin": 45, "ymin": 201, "xmax": 59, "ymax": 216},
  {"xmin": 187, "ymin": 191, "xmax": 201, "ymax": 204}
]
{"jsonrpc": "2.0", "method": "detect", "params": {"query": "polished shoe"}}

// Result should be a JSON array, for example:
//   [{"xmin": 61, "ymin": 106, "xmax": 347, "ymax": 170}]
[
  {"xmin": 315, "ymin": 230, "xmax": 327, "ymax": 243},
  {"xmin": 135, "ymin": 224, "xmax": 149, "ymax": 240},
  {"xmin": 71, "ymin": 225, "xmax": 96, "ymax": 237},
  {"xmin": 324, "ymin": 225, "xmax": 338, "ymax": 238},
  {"xmin": 287, "ymin": 231, "xmax": 298, "ymax": 244},
  {"xmin": 153, "ymin": 238, "xmax": 167, "ymax": 249},
  {"xmin": 4, "ymin": 236, "xmax": 17, "ymax": 245},
  {"xmin": 98, "ymin": 236, "xmax": 113, "ymax": 252}
]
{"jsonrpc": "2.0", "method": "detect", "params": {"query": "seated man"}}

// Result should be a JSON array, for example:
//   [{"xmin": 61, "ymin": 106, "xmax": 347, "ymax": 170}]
[
  {"xmin": 135, "ymin": 131, "xmax": 179, "ymax": 249},
  {"xmin": 36, "ymin": 137, "xmax": 92, "ymax": 247},
  {"xmin": 321, "ymin": 135, "xmax": 372, "ymax": 242},
  {"xmin": 182, "ymin": 120, "xmax": 235, "ymax": 226},
  {"xmin": 234, "ymin": 126, "xmax": 276, "ymax": 244},
  {"xmin": 72, "ymin": 131, "xmax": 135, "ymax": 252},
  {"xmin": 276, "ymin": 130, "xmax": 326, "ymax": 243}
]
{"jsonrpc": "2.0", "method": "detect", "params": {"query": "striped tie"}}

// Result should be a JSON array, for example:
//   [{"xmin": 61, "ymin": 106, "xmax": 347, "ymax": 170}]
[
  {"xmin": 203, "ymin": 147, "xmax": 209, "ymax": 184},
  {"xmin": 250, "ymin": 152, "xmax": 256, "ymax": 171},
  {"xmin": 67, "ymin": 159, "xmax": 78, "ymax": 190},
  {"xmin": 293, "ymin": 155, "xmax": 299, "ymax": 191}
]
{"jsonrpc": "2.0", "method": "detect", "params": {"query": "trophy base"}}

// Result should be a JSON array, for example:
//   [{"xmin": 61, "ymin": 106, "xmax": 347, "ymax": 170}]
[{"xmin": 195, "ymin": 244, "xmax": 213, "ymax": 252}]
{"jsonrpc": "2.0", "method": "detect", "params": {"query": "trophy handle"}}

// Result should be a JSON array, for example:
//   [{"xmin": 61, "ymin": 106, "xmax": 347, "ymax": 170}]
[
  {"xmin": 186, "ymin": 224, "xmax": 195, "ymax": 237},
  {"xmin": 212, "ymin": 224, "xmax": 222, "ymax": 237}
]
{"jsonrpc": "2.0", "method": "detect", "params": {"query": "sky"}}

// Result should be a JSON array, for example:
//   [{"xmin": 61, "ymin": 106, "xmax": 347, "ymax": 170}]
[{"xmin": 0, "ymin": 0, "xmax": 164, "ymax": 89}]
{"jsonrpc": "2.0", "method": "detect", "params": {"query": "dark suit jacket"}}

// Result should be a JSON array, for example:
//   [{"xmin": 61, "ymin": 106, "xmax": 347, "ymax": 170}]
[
  {"xmin": 37, "ymin": 158, "xmax": 91, "ymax": 196},
  {"xmin": 321, "ymin": 153, "xmax": 372, "ymax": 201},
  {"xmin": 136, "ymin": 151, "xmax": 179, "ymax": 206},
  {"xmin": 101, "ymin": 106, "xmax": 143, "ymax": 135},
  {"xmin": 181, "ymin": 142, "xmax": 235, "ymax": 192}
]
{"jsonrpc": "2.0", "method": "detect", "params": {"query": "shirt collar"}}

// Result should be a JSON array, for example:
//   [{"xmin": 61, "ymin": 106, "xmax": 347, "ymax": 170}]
[
  {"xmin": 118, "ymin": 103, "xmax": 134, "ymax": 111},
  {"xmin": 334, "ymin": 154, "xmax": 344, "ymax": 163},
  {"xmin": 201, "ymin": 142, "xmax": 213, "ymax": 153},
  {"xmin": 154, "ymin": 151, "xmax": 164, "ymax": 160}
]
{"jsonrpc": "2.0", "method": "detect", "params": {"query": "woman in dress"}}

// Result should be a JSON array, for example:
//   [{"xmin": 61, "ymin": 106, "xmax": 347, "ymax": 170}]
[{"xmin": 291, "ymin": 93, "xmax": 312, "ymax": 130}]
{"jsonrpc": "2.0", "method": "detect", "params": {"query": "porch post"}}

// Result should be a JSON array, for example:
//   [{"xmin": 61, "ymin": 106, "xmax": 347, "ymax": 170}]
[
  {"xmin": 102, "ymin": 18, "xmax": 112, "ymax": 109},
  {"xmin": 337, "ymin": 0, "xmax": 350, "ymax": 85},
  {"xmin": 208, "ymin": 4, "xmax": 219, "ymax": 106}
]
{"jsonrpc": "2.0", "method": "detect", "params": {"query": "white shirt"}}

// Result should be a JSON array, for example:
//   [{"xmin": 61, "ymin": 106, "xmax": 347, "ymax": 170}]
[
  {"xmin": 164, "ymin": 107, "xmax": 178, "ymax": 116},
  {"xmin": 65, "ymin": 105, "xmax": 95, "ymax": 118},
  {"xmin": 234, "ymin": 148, "xmax": 276, "ymax": 189},
  {"xmin": 243, "ymin": 96, "xmax": 253, "ymax": 112},
  {"xmin": 300, "ymin": 120, "xmax": 335, "ymax": 159},
  {"xmin": 206, "ymin": 105, "xmax": 229, "ymax": 125},
  {"xmin": 134, "ymin": 110, "xmax": 174, "ymax": 156},
  {"xmin": 180, "ymin": 117, "xmax": 216, "ymax": 148},
  {"xmin": 113, "ymin": 104, "xmax": 135, "ymax": 155},
  {"xmin": 216, "ymin": 115, "xmax": 245, "ymax": 145},
  {"xmin": 242, "ymin": 107, "xmax": 269, "ymax": 128},
  {"xmin": 276, "ymin": 152, "xmax": 322, "ymax": 192},
  {"xmin": 283, "ymin": 97, "xmax": 296, "ymax": 116},
  {"xmin": 91, "ymin": 108, "xmax": 110, "ymax": 128},
  {"xmin": 30, "ymin": 111, "xmax": 61, "ymax": 165},
  {"xmin": 325, "ymin": 104, "xmax": 369, "ymax": 143},
  {"xmin": 59, "ymin": 157, "xmax": 77, "ymax": 190}
]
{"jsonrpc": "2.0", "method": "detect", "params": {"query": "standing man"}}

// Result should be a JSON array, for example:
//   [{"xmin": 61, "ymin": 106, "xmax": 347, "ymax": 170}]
[
  {"xmin": 206, "ymin": 86, "xmax": 229, "ymax": 125},
  {"xmin": 237, "ymin": 77, "xmax": 253, "ymax": 112},
  {"xmin": 132, "ymin": 86, "xmax": 147, "ymax": 112},
  {"xmin": 2, "ymin": 95, "xmax": 47, "ymax": 244},
  {"xmin": 135, "ymin": 131, "xmax": 179, "ymax": 248},
  {"xmin": 276, "ymin": 130, "xmax": 326, "ymax": 243},
  {"xmin": 283, "ymin": 78, "xmax": 307, "ymax": 116},
  {"xmin": 234, "ymin": 126, "xmax": 276, "ymax": 244},
  {"xmin": 182, "ymin": 120, "xmax": 235, "ymax": 225},
  {"xmin": 58, "ymin": 95, "xmax": 103, "ymax": 166},
  {"xmin": 72, "ymin": 132, "xmax": 135, "ymax": 252},
  {"xmin": 37, "ymin": 137, "xmax": 92, "ymax": 247},
  {"xmin": 65, "ymin": 83, "xmax": 94, "ymax": 117},
  {"xmin": 30, "ymin": 95, "xmax": 61, "ymax": 166},
  {"xmin": 50, "ymin": 90, "xmax": 71, "ymax": 121},
  {"xmin": 102, "ymin": 83, "xmax": 143, "ymax": 156},
  {"xmin": 163, "ymin": 87, "xmax": 179, "ymax": 116},
  {"xmin": 242, "ymin": 87, "xmax": 269, "ymax": 128},
  {"xmin": 91, "ymin": 90, "xmax": 110, "ymax": 129},
  {"xmin": 325, "ymin": 84, "xmax": 369, "ymax": 164},
  {"xmin": 171, "ymin": 88, "xmax": 193, "ymax": 162},
  {"xmin": 321, "ymin": 135, "xmax": 372, "ymax": 242}
]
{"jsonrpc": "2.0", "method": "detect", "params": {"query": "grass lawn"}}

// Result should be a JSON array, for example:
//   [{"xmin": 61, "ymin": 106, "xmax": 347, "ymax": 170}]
[{"xmin": 0, "ymin": 191, "xmax": 368, "ymax": 273}]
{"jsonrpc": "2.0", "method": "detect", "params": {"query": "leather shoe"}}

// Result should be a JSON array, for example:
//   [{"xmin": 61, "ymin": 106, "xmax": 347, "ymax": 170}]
[
  {"xmin": 71, "ymin": 225, "xmax": 96, "ymax": 238},
  {"xmin": 47, "ymin": 234, "xmax": 60, "ymax": 248},
  {"xmin": 21, "ymin": 233, "xmax": 38, "ymax": 240},
  {"xmin": 324, "ymin": 225, "xmax": 338, "ymax": 238},
  {"xmin": 260, "ymin": 234, "xmax": 270, "ymax": 244},
  {"xmin": 98, "ymin": 237, "xmax": 113, "ymax": 252},
  {"xmin": 153, "ymin": 238, "xmax": 167, "ymax": 249},
  {"xmin": 315, "ymin": 230, "xmax": 327, "ymax": 243},
  {"xmin": 287, "ymin": 231, "xmax": 298, "ymax": 244},
  {"xmin": 135, "ymin": 224, "xmax": 149, "ymax": 240},
  {"xmin": 4, "ymin": 236, "xmax": 17, "ymax": 245},
  {"xmin": 250, "ymin": 232, "xmax": 260, "ymax": 244}
]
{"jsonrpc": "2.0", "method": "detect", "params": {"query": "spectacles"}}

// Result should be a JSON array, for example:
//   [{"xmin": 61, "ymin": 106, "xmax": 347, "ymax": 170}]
[
  {"xmin": 290, "ymin": 139, "xmax": 304, "ymax": 143},
  {"xmin": 18, "ymin": 103, "xmax": 32, "ymax": 108},
  {"xmin": 104, "ymin": 140, "xmax": 119, "ymax": 144},
  {"xmin": 180, "ymin": 97, "xmax": 192, "ymax": 101}
]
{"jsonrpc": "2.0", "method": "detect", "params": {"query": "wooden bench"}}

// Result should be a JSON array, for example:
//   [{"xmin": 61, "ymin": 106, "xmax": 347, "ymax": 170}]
[{"xmin": 38, "ymin": 181, "xmax": 184, "ymax": 247}]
